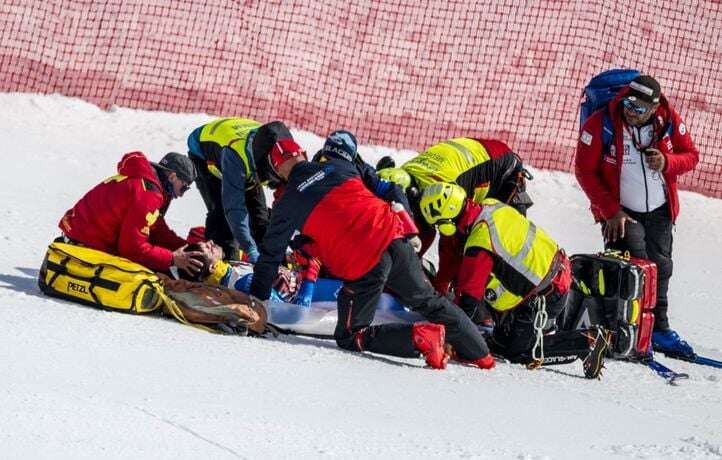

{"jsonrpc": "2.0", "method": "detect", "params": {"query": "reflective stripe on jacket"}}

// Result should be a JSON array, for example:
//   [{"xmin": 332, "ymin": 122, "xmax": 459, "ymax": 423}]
[
  {"xmin": 403, "ymin": 137, "xmax": 491, "ymax": 191},
  {"xmin": 191, "ymin": 117, "xmax": 261, "ymax": 187},
  {"xmin": 402, "ymin": 138, "xmax": 518, "ymax": 203},
  {"xmin": 464, "ymin": 199, "xmax": 559, "ymax": 311}
]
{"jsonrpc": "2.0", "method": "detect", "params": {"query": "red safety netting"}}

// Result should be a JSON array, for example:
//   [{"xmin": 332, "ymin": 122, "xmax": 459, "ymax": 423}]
[{"xmin": 1, "ymin": 0, "xmax": 720, "ymax": 196}]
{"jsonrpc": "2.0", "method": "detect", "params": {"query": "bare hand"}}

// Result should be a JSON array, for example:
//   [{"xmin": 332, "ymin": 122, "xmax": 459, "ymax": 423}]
[
  {"xmin": 603, "ymin": 210, "xmax": 637, "ymax": 243},
  {"xmin": 172, "ymin": 245, "xmax": 205, "ymax": 274},
  {"xmin": 407, "ymin": 235, "xmax": 422, "ymax": 253},
  {"xmin": 644, "ymin": 148, "xmax": 666, "ymax": 171}
]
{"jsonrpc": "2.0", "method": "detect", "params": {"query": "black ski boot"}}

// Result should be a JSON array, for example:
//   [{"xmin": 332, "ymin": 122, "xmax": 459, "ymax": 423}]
[{"xmin": 582, "ymin": 326, "xmax": 612, "ymax": 379}]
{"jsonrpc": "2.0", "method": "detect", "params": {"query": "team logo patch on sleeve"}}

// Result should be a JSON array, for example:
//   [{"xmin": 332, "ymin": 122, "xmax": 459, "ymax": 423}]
[
  {"xmin": 580, "ymin": 130, "xmax": 593, "ymax": 146},
  {"xmin": 679, "ymin": 123, "xmax": 687, "ymax": 135}
]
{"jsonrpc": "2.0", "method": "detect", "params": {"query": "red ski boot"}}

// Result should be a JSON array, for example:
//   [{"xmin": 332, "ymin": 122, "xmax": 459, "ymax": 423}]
[
  {"xmin": 443, "ymin": 344, "xmax": 495, "ymax": 370},
  {"xmin": 412, "ymin": 323, "xmax": 449, "ymax": 369},
  {"xmin": 469, "ymin": 353, "xmax": 496, "ymax": 370}
]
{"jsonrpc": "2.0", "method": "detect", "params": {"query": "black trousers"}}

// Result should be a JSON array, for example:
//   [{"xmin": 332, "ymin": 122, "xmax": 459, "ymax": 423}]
[
  {"xmin": 189, "ymin": 156, "xmax": 269, "ymax": 259},
  {"xmin": 490, "ymin": 290, "xmax": 591, "ymax": 364},
  {"xmin": 334, "ymin": 239, "xmax": 490, "ymax": 360},
  {"xmin": 604, "ymin": 204, "xmax": 674, "ymax": 331}
]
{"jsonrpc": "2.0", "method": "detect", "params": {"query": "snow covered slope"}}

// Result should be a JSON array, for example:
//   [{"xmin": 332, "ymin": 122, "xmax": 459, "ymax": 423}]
[{"xmin": 1, "ymin": 93, "xmax": 721, "ymax": 459}]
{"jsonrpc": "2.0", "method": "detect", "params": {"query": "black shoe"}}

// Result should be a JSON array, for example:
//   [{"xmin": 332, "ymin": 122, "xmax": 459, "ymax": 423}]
[{"xmin": 582, "ymin": 326, "xmax": 612, "ymax": 379}]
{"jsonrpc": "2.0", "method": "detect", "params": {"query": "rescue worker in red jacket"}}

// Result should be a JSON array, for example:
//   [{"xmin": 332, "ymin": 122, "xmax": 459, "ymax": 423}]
[
  {"xmin": 59, "ymin": 152, "xmax": 203, "ymax": 275},
  {"xmin": 418, "ymin": 182, "xmax": 611, "ymax": 378},
  {"xmin": 575, "ymin": 75, "xmax": 699, "ymax": 357},
  {"xmin": 248, "ymin": 123, "xmax": 494, "ymax": 370}
]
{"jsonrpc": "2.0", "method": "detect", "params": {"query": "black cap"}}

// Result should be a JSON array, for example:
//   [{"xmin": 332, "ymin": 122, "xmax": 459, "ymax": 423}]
[
  {"xmin": 154, "ymin": 152, "xmax": 197, "ymax": 183},
  {"xmin": 626, "ymin": 75, "xmax": 661, "ymax": 104},
  {"xmin": 252, "ymin": 121, "xmax": 293, "ymax": 182}
]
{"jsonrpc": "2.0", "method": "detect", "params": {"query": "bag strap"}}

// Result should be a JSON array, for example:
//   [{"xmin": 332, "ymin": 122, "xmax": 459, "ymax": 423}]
[
  {"xmin": 45, "ymin": 259, "xmax": 121, "ymax": 292},
  {"xmin": 46, "ymin": 256, "xmax": 70, "ymax": 288},
  {"xmin": 601, "ymin": 110, "xmax": 614, "ymax": 151}
]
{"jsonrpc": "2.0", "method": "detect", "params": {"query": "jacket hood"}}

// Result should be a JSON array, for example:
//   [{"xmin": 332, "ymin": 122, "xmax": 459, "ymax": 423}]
[{"xmin": 116, "ymin": 151, "xmax": 162, "ymax": 189}]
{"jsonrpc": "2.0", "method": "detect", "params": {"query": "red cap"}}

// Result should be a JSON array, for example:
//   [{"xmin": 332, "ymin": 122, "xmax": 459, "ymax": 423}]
[{"xmin": 269, "ymin": 139, "xmax": 306, "ymax": 172}]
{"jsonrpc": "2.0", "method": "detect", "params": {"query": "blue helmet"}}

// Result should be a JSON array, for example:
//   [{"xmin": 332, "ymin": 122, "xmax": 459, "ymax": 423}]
[{"xmin": 320, "ymin": 130, "xmax": 359, "ymax": 163}]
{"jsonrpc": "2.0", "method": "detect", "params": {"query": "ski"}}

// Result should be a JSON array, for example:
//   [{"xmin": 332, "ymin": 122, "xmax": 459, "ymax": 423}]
[
  {"xmin": 644, "ymin": 358, "xmax": 689, "ymax": 385},
  {"xmin": 661, "ymin": 352, "xmax": 722, "ymax": 369}
]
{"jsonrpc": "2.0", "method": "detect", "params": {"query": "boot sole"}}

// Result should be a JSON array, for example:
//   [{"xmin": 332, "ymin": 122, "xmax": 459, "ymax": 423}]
[{"xmin": 584, "ymin": 332, "xmax": 610, "ymax": 379}]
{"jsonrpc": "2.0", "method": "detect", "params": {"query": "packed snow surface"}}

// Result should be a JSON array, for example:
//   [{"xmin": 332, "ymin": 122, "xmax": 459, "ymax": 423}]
[{"xmin": 1, "ymin": 93, "xmax": 721, "ymax": 459}]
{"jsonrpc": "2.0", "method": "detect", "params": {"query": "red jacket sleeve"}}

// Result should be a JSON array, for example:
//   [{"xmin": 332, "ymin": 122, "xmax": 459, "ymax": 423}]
[
  {"xmin": 294, "ymin": 251, "xmax": 321, "ymax": 283},
  {"xmin": 305, "ymin": 257, "xmax": 322, "ymax": 282},
  {"xmin": 455, "ymin": 248, "xmax": 494, "ymax": 302},
  {"xmin": 662, "ymin": 109, "xmax": 699, "ymax": 177},
  {"xmin": 117, "ymin": 181, "xmax": 175, "ymax": 271},
  {"xmin": 574, "ymin": 114, "xmax": 621, "ymax": 220}
]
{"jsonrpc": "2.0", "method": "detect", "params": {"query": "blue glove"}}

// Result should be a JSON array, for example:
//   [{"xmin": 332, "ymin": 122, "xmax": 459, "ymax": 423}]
[
  {"xmin": 294, "ymin": 280, "xmax": 316, "ymax": 308},
  {"xmin": 270, "ymin": 288, "xmax": 283, "ymax": 302},
  {"xmin": 235, "ymin": 274, "xmax": 282, "ymax": 301}
]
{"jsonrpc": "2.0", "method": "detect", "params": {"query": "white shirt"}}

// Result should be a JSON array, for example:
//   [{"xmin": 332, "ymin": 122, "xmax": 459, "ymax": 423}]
[{"xmin": 619, "ymin": 123, "xmax": 667, "ymax": 213}]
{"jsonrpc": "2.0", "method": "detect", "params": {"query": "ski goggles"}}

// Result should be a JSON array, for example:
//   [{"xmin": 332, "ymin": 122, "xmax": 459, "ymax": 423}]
[{"xmin": 623, "ymin": 99, "xmax": 651, "ymax": 115}]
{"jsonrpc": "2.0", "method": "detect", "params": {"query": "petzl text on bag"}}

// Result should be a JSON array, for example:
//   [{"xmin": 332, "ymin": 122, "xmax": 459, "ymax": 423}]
[{"xmin": 38, "ymin": 242, "xmax": 164, "ymax": 314}]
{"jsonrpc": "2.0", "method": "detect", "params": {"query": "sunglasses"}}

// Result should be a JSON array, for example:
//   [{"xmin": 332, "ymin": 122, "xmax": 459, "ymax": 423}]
[{"xmin": 623, "ymin": 99, "xmax": 651, "ymax": 115}]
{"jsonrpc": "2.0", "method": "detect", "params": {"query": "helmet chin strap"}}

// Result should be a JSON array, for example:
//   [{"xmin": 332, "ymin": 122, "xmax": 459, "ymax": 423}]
[{"xmin": 438, "ymin": 219, "xmax": 457, "ymax": 236}]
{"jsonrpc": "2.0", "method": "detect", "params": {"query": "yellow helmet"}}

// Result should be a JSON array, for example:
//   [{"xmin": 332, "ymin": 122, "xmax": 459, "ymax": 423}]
[
  {"xmin": 419, "ymin": 183, "xmax": 467, "ymax": 236},
  {"xmin": 377, "ymin": 168, "xmax": 412, "ymax": 190}
]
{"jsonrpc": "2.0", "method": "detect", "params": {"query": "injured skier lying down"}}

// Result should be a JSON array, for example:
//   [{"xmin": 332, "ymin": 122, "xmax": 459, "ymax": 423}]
[
  {"xmin": 171, "ymin": 240, "xmax": 412, "ymax": 310},
  {"xmin": 168, "ymin": 240, "xmax": 423, "ymax": 335},
  {"xmin": 172, "ymin": 240, "xmax": 307, "ymax": 302}
]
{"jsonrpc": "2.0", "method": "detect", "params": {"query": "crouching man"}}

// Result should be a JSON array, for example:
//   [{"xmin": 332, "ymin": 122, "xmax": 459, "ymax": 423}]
[
  {"xmin": 418, "ymin": 182, "xmax": 611, "ymax": 378},
  {"xmin": 248, "ymin": 123, "xmax": 494, "ymax": 370},
  {"xmin": 58, "ymin": 151, "xmax": 204, "ymax": 276}
]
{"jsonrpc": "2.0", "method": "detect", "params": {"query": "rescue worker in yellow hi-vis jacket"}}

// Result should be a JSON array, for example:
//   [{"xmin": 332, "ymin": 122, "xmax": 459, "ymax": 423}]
[
  {"xmin": 187, "ymin": 119, "xmax": 292, "ymax": 262},
  {"xmin": 418, "ymin": 182, "xmax": 611, "ymax": 379},
  {"xmin": 376, "ymin": 137, "xmax": 533, "ymax": 255}
]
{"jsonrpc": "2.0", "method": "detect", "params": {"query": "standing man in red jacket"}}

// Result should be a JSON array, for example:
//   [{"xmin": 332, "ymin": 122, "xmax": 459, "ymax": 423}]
[
  {"xmin": 575, "ymin": 75, "xmax": 699, "ymax": 357},
  {"xmin": 59, "ymin": 151, "xmax": 204, "ymax": 275}
]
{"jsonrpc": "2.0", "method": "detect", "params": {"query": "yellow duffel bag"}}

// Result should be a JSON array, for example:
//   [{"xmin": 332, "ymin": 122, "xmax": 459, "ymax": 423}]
[{"xmin": 38, "ymin": 241, "xmax": 164, "ymax": 314}]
